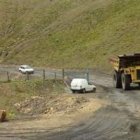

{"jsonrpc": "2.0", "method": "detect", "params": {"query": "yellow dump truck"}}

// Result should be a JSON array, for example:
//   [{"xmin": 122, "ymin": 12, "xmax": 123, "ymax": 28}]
[{"xmin": 110, "ymin": 54, "xmax": 140, "ymax": 90}]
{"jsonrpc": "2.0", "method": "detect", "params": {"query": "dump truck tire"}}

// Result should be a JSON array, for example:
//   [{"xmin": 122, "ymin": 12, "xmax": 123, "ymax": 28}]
[
  {"xmin": 121, "ymin": 73, "xmax": 131, "ymax": 90},
  {"xmin": 0, "ymin": 110, "xmax": 6, "ymax": 122},
  {"xmin": 113, "ymin": 71, "xmax": 122, "ymax": 88}
]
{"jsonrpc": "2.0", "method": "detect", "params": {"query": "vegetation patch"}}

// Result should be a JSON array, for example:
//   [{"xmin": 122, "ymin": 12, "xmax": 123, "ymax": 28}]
[{"xmin": 0, "ymin": 80, "xmax": 65, "ymax": 119}]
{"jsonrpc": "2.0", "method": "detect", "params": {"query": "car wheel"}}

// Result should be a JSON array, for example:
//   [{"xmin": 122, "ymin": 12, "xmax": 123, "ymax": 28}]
[
  {"xmin": 20, "ymin": 71, "xmax": 23, "ymax": 74},
  {"xmin": 93, "ymin": 88, "xmax": 96, "ymax": 93},
  {"xmin": 72, "ymin": 90, "xmax": 75, "ymax": 93},
  {"xmin": 82, "ymin": 89, "xmax": 86, "ymax": 93}
]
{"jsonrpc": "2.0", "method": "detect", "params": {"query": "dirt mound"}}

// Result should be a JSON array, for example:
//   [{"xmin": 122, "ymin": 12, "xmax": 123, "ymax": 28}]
[{"xmin": 14, "ymin": 95, "xmax": 89, "ymax": 115}]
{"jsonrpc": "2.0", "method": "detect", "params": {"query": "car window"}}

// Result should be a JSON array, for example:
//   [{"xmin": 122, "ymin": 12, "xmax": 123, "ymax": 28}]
[
  {"xmin": 88, "ymin": 82, "xmax": 92, "ymax": 85},
  {"xmin": 84, "ymin": 80, "xmax": 88, "ymax": 85}
]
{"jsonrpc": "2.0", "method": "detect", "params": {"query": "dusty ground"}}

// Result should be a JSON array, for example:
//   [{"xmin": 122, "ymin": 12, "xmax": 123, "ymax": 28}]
[
  {"xmin": 0, "ymin": 72, "xmax": 140, "ymax": 140},
  {"xmin": 0, "ymin": 93, "xmax": 106, "ymax": 140}
]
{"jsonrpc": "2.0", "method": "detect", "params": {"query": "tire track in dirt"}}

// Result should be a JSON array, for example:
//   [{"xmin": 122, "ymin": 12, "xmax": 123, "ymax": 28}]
[{"xmin": 31, "ymin": 107, "xmax": 138, "ymax": 140}]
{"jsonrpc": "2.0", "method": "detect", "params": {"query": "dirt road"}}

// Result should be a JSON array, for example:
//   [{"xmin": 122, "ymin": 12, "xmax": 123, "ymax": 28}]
[{"xmin": 0, "ymin": 69, "xmax": 140, "ymax": 140}]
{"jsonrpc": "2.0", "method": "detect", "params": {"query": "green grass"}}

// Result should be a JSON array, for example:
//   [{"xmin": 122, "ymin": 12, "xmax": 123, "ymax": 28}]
[
  {"xmin": 0, "ymin": 0, "xmax": 139, "ymax": 70},
  {"xmin": 0, "ymin": 80, "xmax": 65, "ymax": 119}
]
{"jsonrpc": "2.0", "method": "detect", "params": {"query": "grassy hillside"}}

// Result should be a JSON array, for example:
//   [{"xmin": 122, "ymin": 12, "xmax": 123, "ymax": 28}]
[{"xmin": 0, "ymin": 0, "xmax": 139, "ymax": 69}]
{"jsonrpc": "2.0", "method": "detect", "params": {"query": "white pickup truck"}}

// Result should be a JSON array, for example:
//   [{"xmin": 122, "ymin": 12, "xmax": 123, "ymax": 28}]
[{"xmin": 70, "ymin": 78, "xmax": 96, "ymax": 93}]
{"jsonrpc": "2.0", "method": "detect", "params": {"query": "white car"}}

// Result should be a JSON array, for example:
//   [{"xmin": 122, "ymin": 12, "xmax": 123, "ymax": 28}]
[
  {"xmin": 70, "ymin": 78, "xmax": 96, "ymax": 93},
  {"xmin": 19, "ymin": 65, "xmax": 34, "ymax": 74}
]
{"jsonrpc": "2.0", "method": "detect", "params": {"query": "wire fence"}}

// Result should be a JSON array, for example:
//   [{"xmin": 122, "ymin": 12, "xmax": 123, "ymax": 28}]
[{"xmin": 0, "ymin": 68, "xmax": 93, "ymax": 83}]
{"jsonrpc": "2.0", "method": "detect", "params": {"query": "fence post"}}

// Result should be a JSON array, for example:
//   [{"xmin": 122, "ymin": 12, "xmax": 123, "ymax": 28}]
[
  {"xmin": 6, "ymin": 71, "xmax": 10, "ymax": 82},
  {"xmin": 62, "ymin": 69, "xmax": 65, "ymax": 80},
  {"xmin": 26, "ymin": 72, "xmax": 29, "ymax": 80},
  {"xmin": 54, "ymin": 72, "xmax": 56, "ymax": 82},
  {"xmin": 86, "ymin": 69, "xmax": 89, "ymax": 82},
  {"xmin": 43, "ymin": 69, "xmax": 45, "ymax": 81}
]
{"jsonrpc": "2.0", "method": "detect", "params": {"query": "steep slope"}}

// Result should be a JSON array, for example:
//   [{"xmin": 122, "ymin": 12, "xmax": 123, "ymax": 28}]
[{"xmin": 0, "ymin": 0, "xmax": 139, "ymax": 69}]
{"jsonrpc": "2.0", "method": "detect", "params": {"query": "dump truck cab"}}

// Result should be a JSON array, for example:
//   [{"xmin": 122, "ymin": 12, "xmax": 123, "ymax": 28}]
[{"xmin": 110, "ymin": 53, "xmax": 140, "ymax": 90}]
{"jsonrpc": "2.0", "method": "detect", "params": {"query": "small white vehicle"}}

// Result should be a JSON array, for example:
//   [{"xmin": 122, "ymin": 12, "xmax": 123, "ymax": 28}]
[
  {"xmin": 19, "ymin": 65, "xmax": 34, "ymax": 74},
  {"xmin": 70, "ymin": 78, "xmax": 96, "ymax": 93}
]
